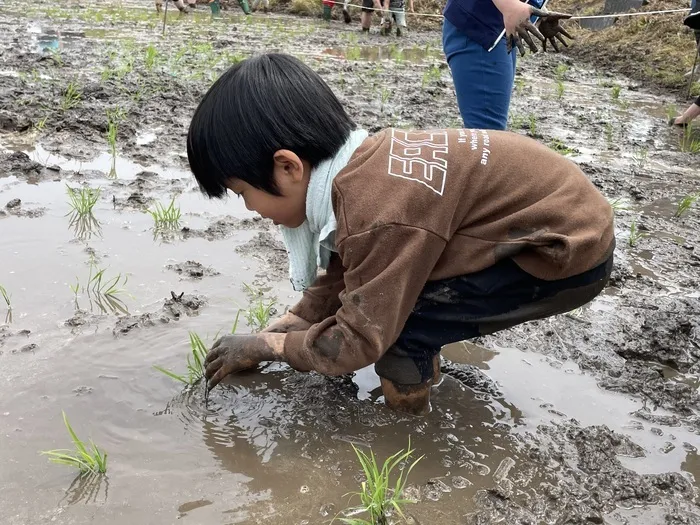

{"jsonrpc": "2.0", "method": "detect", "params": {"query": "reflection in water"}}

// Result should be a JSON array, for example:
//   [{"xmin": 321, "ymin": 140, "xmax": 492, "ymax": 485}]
[
  {"xmin": 67, "ymin": 210, "xmax": 102, "ymax": 241},
  {"xmin": 60, "ymin": 473, "xmax": 109, "ymax": 505}
]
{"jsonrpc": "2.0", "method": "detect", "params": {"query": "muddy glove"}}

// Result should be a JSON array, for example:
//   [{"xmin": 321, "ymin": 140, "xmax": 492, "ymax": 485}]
[
  {"xmin": 204, "ymin": 335, "xmax": 263, "ymax": 389},
  {"xmin": 537, "ymin": 11, "xmax": 574, "ymax": 52},
  {"xmin": 507, "ymin": 8, "xmax": 545, "ymax": 56}
]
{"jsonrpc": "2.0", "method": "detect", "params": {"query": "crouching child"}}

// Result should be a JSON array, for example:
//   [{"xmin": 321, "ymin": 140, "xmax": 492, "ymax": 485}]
[{"xmin": 186, "ymin": 53, "xmax": 615, "ymax": 415}]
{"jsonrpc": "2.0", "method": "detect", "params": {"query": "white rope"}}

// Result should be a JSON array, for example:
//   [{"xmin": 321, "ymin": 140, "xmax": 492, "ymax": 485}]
[{"xmin": 327, "ymin": 1, "xmax": 689, "ymax": 21}]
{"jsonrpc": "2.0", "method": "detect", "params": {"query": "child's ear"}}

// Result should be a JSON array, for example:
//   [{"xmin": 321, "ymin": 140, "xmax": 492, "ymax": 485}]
[{"xmin": 273, "ymin": 150, "xmax": 306, "ymax": 183}]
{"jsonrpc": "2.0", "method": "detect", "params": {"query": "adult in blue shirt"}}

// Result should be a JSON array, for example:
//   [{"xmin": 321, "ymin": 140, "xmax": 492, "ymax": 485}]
[{"xmin": 443, "ymin": 0, "xmax": 573, "ymax": 130}]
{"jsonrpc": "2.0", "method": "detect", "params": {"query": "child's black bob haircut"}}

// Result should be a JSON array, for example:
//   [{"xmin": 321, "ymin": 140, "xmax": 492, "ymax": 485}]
[{"xmin": 187, "ymin": 53, "xmax": 355, "ymax": 198}]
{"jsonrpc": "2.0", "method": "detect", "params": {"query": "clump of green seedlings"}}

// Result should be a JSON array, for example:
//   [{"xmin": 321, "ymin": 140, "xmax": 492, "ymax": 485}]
[
  {"xmin": 421, "ymin": 65, "xmax": 441, "ymax": 90},
  {"xmin": 674, "ymin": 192, "xmax": 700, "ymax": 218},
  {"xmin": 41, "ymin": 411, "xmax": 108, "ymax": 475},
  {"xmin": 66, "ymin": 185, "xmax": 101, "ymax": 217},
  {"xmin": 514, "ymin": 77, "xmax": 526, "ymax": 95},
  {"xmin": 144, "ymin": 44, "xmax": 159, "ymax": 71},
  {"xmin": 628, "ymin": 219, "xmax": 647, "ymax": 247},
  {"xmin": 380, "ymin": 87, "xmax": 391, "ymax": 113},
  {"xmin": 335, "ymin": 441, "xmax": 422, "ymax": 525},
  {"xmin": 611, "ymin": 84, "xmax": 622, "ymax": 101},
  {"xmin": 554, "ymin": 63, "xmax": 567, "ymax": 100},
  {"xmin": 509, "ymin": 113, "xmax": 526, "ymax": 131},
  {"xmin": 528, "ymin": 114, "xmax": 538, "ymax": 137},
  {"xmin": 680, "ymin": 126, "xmax": 700, "ymax": 154},
  {"xmin": 604, "ymin": 121, "xmax": 614, "ymax": 145},
  {"xmin": 243, "ymin": 284, "xmax": 275, "ymax": 332},
  {"xmin": 149, "ymin": 198, "xmax": 181, "ymax": 231},
  {"xmin": 61, "ymin": 81, "xmax": 82, "ymax": 111},
  {"xmin": 71, "ymin": 264, "xmax": 130, "ymax": 315},
  {"xmin": 631, "ymin": 146, "xmax": 648, "ymax": 173},
  {"xmin": 548, "ymin": 139, "xmax": 576, "ymax": 156},
  {"xmin": 346, "ymin": 46, "xmax": 362, "ymax": 61}
]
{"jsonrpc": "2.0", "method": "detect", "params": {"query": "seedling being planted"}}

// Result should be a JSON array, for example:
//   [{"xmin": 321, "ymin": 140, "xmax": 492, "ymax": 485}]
[
  {"xmin": 335, "ymin": 440, "xmax": 422, "ymax": 525},
  {"xmin": 149, "ymin": 198, "xmax": 181, "ymax": 231},
  {"xmin": 674, "ymin": 192, "xmax": 700, "ymax": 218},
  {"xmin": 680, "ymin": 126, "xmax": 700, "ymax": 154},
  {"xmin": 153, "ymin": 324, "xmax": 239, "ymax": 385},
  {"xmin": 41, "ymin": 411, "xmax": 108, "ymax": 476},
  {"xmin": 628, "ymin": 219, "xmax": 647, "ymax": 247}
]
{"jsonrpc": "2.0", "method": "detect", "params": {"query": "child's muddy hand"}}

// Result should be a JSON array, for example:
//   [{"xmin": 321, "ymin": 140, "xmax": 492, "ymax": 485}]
[
  {"xmin": 263, "ymin": 312, "xmax": 312, "ymax": 333},
  {"xmin": 204, "ymin": 335, "xmax": 262, "ymax": 389},
  {"xmin": 536, "ymin": 11, "xmax": 574, "ymax": 52}
]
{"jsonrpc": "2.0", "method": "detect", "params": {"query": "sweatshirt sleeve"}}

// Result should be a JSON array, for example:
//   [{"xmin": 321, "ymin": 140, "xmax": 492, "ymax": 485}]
[
  {"xmin": 289, "ymin": 253, "xmax": 346, "ymax": 324},
  {"xmin": 283, "ymin": 225, "xmax": 446, "ymax": 375}
]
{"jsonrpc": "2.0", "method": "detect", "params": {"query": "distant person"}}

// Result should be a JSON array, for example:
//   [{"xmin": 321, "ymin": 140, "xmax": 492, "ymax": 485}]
[
  {"xmin": 252, "ymin": 0, "xmax": 269, "ymax": 12},
  {"xmin": 186, "ymin": 54, "xmax": 615, "ymax": 416},
  {"xmin": 442, "ymin": 0, "xmax": 573, "ymax": 130},
  {"xmin": 379, "ymin": 0, "xmax": 413, "ymax": 36},
  {"xmin": 669, "ymin": 2, "xmax": 700, "ymax": 127}
]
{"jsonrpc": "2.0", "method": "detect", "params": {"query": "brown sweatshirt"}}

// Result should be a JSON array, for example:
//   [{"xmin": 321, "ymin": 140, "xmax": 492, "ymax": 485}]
[{"xmin": 283, "ymin": 129, "xmax": 614, "ymax": 375}]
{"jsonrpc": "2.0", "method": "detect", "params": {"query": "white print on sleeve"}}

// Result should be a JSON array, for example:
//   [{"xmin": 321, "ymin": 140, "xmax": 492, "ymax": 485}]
[
  {"xmin": 458, "ymin": 129, "xmax": 492, "ymax": 165},
  {"xmin": 388, "ymin": 129, "xmax": 449, "ymax": 196}
]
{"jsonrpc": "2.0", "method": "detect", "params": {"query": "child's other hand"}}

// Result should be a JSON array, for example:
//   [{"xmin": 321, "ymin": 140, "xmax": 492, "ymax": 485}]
[
  {"xmin": 263, "ymin": 312, "xmax": 312, "ymax": 333},
  {"xmin": 204, "ymin": 335, "xmax": 263, "ymax": 389}
]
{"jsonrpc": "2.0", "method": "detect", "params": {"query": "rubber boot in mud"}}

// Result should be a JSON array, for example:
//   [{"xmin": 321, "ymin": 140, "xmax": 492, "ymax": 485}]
[
  {"xmin": 238, "ymin": 0, "xmax": 251, "ymax": 15},
  {"xmin": 342, "ymin": 8, "xmax": 351, "ymax": 23},
  {"xmin": 381, "ymin": 18, "xmax": 392, "ymax": 36},
  {"xmin": 323, "ymin": 5, "xmax": 332, "ymax": 21},
  {"xmin": 396, "ymin": 25, "xmax": 402, "ymax": 37},
  {"xmin": 209, "ymin": 0, "xmax": 221, "ymax": 16}
]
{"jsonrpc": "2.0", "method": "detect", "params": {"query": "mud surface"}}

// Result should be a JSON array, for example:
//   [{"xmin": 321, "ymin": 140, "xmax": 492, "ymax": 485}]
[{"xmin": 1, "ymin": 1, "xmax": 699, "ymax": 524}]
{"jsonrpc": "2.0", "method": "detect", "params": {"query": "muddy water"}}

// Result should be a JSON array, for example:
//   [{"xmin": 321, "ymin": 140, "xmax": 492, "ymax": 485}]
[{"xmin": 1, "ymin": 0, "xmax": 700, "ymax": 523}]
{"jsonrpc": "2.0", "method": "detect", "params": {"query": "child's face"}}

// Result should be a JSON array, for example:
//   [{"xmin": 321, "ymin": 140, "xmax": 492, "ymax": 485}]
[{"xmin": 226, "ymin": 150, "xmax": 309, "ymax": 228}]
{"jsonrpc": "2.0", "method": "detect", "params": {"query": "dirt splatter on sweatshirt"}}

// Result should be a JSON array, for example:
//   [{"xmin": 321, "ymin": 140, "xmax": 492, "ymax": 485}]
[{"xmin": 283, "ymin": 129, "xmax": 614, "ymax": 375}]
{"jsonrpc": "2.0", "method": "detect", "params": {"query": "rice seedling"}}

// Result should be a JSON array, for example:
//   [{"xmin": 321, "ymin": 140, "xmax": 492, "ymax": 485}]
[
  {"xmin": 68, "ymin": 211, "xmax": 102, "ymax": 241},
  {"xmin": 607, "ymin": 196, "xmax": 631, "ymax": 213},
  {"xmin": 509, "ymin": 113, "xmax": 526, "ymax": 131},
  {"xmin": 154, "ymin": 332, "xmax": 209, "ymax": 385},
  {"xmin": 380, "ymin": 87, "xmax": 390, "ymax": 113},
  {"xmin": 144, "ymin": 43, "xmax": 158, "ymax": 70},
  {"xmin": 548, "ymin": 139, "xmax": 576, "ymax": 156},
  {"xmin": 421, "ymin": 65, "xmax": 441, "ymax": 90},
  {"xmin": 346, "ymin": 46, "xmax": 362, "ymax": 61},
  {"xmin": 604, "ymin": 121, "xmax": 614, "ymax": 145},
  {"xmin": 665, "ymin": 104, "xmax": 678, "ymax": 123},
  {"xmin": 61, "ymin": 81, "xmax": 82, "ymax": 111},
  {"xmin": 148, "ymin": 198, "xmax": 181, "ymax": 230},
  {"xmin": 334, "ymin": 440, "xmax": 422, "ymax": 525},
  {"xmin": 674, "ymin": 192, "xmax": 700, "ymax": 218},
  {"xmin": 528, "ymin": 114, "xmax": 538, "ymax": 137},
  {"xmin": 66, "ymin": 185, "xmax": 101, "ymax": 217},
  {"xmin": 611, "ymin": 84, "xmax": 621, "ymax": 101},
  {"xmin": 514, "ymin": 77, "xmax": 526, "ymax": 95},
  {"xmin": 628, "ymin": 219, "xmax": 647, "ymax": 247},
  {"xmin": 631, "ymin": 146, "xmax": 648, "ymax": 173},
  {"xmin": 0, "ymin": 284, "xmax": 11, "ymax": 310},
  {"xmin": 34, "ymin": 116, "xmax": 48, "ymax": 132},
  {"xmin": 41, "ymin": 411, "xmax": 108, "ymax": 475},
  {"xmin": 555, "ymin": 79, "xmax": 565, "ymax": 100},
  {"xmin": 242, "ymin": 284, "xmax": 275, "ymax": 332},
  {"xmin": 554, "ymin": 63, "xmax": 568, "ymax": 80},
  {"xmin": 71, "ymin": 264, "xmax": 130, "ymax": 315},
  {"xmin": 680, "ymin": 126, "xmax": 700, "ymax": 154}
]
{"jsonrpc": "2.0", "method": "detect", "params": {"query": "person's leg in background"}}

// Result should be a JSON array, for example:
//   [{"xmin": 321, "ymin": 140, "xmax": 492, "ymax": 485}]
[
  {"xmin": 442, "ymin": 18, "xmax": 517, "ymax": 130},
  {"xmin": 342, "ymin": 0, "xmax": 352, "ymax": 23},
  {"xmin": 361, "ymin": 0, "xmax": 375, "ymax": 31}
]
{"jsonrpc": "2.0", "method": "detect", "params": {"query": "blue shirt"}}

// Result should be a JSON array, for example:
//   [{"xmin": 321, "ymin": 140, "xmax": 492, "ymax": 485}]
[{"xmin": 443, "ymin": 0, "xmax": 547, "ymax": 51}]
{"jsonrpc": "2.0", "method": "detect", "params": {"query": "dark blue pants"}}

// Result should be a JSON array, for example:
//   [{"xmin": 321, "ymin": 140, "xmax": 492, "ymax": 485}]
[
  {"xmin": 375, "ymin": 255, "xmax": 614, "ymax": 385},
  {"xmin": 442, "ymin": 18, "xmax": 517, "ymax": 130}
]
